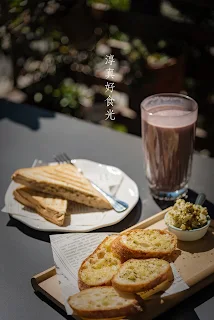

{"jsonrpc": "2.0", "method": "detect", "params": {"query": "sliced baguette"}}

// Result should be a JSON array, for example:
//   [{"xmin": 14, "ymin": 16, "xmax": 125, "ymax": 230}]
[
  {"xmin": 12, "ymin": 164, "xmax": 112, "ymax": 210},
  {"xmin": 111, "ymin": 229, "xmax": 177, "ymax": 260},
  {"xmin": 78, "ymin": 235, "xmax": 122, "ymax": 290},
  {"xmin": 137, "ymin": 279, "xmax": 172, "ymax": 300},
  {"xmin": 13, "ymin": 186, "xmax": 67, "ymax": 226},
  {"xmin": 68, "ymin": 286, "xmax": 142, "ymax": 319},
  {"xmin": 112, "ymin": 258, "xmax": 171, "ymax": 293}
]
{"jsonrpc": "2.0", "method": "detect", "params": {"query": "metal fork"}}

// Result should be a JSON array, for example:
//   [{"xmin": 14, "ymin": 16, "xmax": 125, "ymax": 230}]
[{"xmin": 54, "ymin": 153, "xmax": 129, "ymax": 212}]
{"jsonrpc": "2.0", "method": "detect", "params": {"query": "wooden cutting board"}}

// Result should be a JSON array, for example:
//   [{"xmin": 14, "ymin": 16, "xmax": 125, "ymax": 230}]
[{"xmin": 32, "ymin": 208, "xmax": 214, "ymax": 319}]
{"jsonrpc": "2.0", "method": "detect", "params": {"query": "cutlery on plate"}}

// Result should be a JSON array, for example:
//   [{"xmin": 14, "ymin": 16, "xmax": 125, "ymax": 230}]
[{"xmin": 54, "ymin": 153, "xmax": 129, "ymax": 213}]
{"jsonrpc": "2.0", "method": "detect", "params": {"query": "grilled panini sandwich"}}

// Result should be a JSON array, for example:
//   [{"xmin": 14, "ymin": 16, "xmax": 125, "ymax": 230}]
[
  {"xmin": 13, "ymin": 186, "xmax": 67, "ymax": 226},
  {"xmin": 12, "ymin": 164, "xmax": 112, "ymax": 210}
]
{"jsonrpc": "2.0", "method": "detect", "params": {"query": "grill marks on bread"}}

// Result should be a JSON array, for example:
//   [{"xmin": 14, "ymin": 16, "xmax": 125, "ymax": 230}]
[
  {"xmin": 13, "ymin": 186, "xmax": 67, "ymax": 226},
  {"xmin": 12, "ymin": 164, "xmax": 112, "ymax": 209}
]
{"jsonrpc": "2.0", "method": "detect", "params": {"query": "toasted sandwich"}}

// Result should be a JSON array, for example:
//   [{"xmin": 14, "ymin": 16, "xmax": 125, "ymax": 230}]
[
  {"xmin": 78, "ymin": 235, "xmax": 122, "ymax": 291},
  {"xmin": 12, "ymin": 164, "xmax": 112, "ymax": 210},
  {"xmin": 68, "ymin": 286, "xmax": 142, "ymax": 319},
  {"xmin": 111, "ymin": 229, "xmax": 177, "ymax": 260},
  {"xmin": 112, "ymin": 258, "xmax": 172, "ymax": 293},
  {"xmin": 13, "ymin": 186, "xmax": 67, "ymax": 226}
]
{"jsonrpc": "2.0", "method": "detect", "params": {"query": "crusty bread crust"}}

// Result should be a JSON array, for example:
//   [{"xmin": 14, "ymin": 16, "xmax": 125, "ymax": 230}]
[
  {"xmin": 112, "ymin": 258, "xmax": 172, "ymax": 293},
  {"xmin": 111, "ymin": 229, "xmax": 177, "ymax": 260},
  {"xmin": 70, "ymin": 302, "xmax": 141, "ymax": 319},
  {"xmin": 78, "ymin": 276, "xmax": 112, "ymax": 291},
  {"xmin": 13, "ymin": 187, "xmax": 66, "ymax": 226},
  {"xmin": 78, "ymin": 235, "xmax": 121, "ymax": 290},
  {"xmin": 12, "ymin": 165, "xmax": 112, "ymax": 210},
  {"xmin": 68, "ymin": 286, "xmax": 142, "ymax": 319}
]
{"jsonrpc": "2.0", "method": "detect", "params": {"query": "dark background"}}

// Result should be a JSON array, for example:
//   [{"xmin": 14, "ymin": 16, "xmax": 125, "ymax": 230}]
[{"xmin": 1, "ymin": 0, "xmax": 214, "ymax": 156}]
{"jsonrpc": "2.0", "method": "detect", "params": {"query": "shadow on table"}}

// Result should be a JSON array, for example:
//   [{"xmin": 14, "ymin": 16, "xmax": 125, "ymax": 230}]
[
  {"xmin": 153, "ymin": 189, "xmax": 214, "ymax": 220},
  {"xmin": 156, "ymin": 282, "xmax": 214, "ymax": 320},
  {"xmin": 98, "ymin": 198, "xmax": 142, "ymax": 233},
  {"xmin": 6, "ymin": 198, "xmax": 142, "ymax": 241},
  {"xmin": 35, "ymin": 292, "xmax": 74, "ymax": 320},
  {"xmin": 0, "ymin": 99, "xmax": 55, "ymax": 130},
  {"xmin": 7, "ymin": 216, "xmax": 53, "ymax": 242},
  {"xmin": 178, "ymin": 230, "xmax": 214, "ymax": 253}
]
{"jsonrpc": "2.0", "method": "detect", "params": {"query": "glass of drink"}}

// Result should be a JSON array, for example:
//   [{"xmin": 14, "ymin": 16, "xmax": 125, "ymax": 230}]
[{"xmin": 141, "ymin": 93, "xmax": 198, "ymax": 200}]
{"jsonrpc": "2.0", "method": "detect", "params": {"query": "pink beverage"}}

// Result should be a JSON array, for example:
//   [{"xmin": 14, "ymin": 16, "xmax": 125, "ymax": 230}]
[{"xmin": 141, "ymin": 94, "xmax": 198, "ymax": 200}]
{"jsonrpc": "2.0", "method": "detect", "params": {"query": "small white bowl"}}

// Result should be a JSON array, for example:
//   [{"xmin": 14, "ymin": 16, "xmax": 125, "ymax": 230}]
[{"xmin": 164, "ymin": 212, "xmax": 211, "ymax": 241}]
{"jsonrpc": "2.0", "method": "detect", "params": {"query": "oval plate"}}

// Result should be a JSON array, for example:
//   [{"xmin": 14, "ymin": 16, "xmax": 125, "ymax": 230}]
[{"xmin": 4, "ymin": 159, "xmax": 139, "ymax": 232}]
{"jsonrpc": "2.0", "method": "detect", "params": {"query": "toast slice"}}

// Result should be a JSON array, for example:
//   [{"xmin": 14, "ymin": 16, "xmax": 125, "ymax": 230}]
[
  {"xmin": 12, "ymin": 164, "xmax": 112, "ymax": 210},
  {"xmin": 68, "ymin": 286, "xmax": 142, "ymax": 319},
  {"xmin": 112, "ymin": 258, "xmax": 172, "ymax": 293},
  {"xmin": 13, "ymin": 186, "xmax": 67, "ymax": 226},
  {"xmin": 78, "ymin": 235, "xmax": 122, "ymax": 290},
  {"xmin": 137, "ymin": 279, "xmax": 172, "ymax": 300},
  {"xmin": 111, "ymin": 229, "xmax": 177, "ymax": 260}
]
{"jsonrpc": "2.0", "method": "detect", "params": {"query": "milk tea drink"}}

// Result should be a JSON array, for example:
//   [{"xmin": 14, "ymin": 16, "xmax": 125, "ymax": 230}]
[{"xmin": 141, "ymin": 95, "xmax": 198, "ymax": 200}]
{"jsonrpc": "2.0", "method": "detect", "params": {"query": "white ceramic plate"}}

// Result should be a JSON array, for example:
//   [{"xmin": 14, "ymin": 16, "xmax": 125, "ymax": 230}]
[{"xmin": 4, "ymin": 159, "xmax": 139, "ymax": 232}]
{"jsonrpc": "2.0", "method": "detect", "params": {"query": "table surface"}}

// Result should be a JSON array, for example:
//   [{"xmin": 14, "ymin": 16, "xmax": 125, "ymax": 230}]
[{"xmin": 1, "ymin": 99, "xmax": 214, "ymax": 320}]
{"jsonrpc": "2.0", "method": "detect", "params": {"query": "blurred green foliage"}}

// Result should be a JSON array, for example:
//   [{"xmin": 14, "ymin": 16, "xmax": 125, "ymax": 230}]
[
  {"xmin": 111, "ymin": 123, "xmax": 128, "ymax": 132},
  {"xmin": 87, "ymin": 0, "xmax": 130, "ymax": 11},
  {"xmin": 0, "ymin": 0, "xmax": 214, "ymax": 156},
  {"xmin": 58, "ymin": 78, "xmax": 81, "ymax": 109}
]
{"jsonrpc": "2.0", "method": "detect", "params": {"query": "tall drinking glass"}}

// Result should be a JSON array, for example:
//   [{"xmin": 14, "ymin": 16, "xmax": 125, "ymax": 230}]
[{"xmin": 141, "ymin": 93, "xmax": 198, "ymax": 200}]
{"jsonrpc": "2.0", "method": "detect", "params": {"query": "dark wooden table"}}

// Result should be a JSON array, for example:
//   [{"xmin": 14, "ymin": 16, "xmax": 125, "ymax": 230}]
[{"xmin": 0, "ymin": 99, "xmax": 214, "ymax": 320}]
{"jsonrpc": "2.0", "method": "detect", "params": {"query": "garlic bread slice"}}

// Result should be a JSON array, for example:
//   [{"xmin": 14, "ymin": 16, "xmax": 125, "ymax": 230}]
[
  {"xmin": 78, "ymin": 235, "xmax": 122, "ymax": 290},
  {"xmin": 112, "ymin": 258, "xmax": 171, "ymax": 293},
  {"xmin": 111, "ymin": 229, "xmax": 177, "ymax": 260},
  {"xmin": 68, "ymin": 286, "xmax": 142, "ymax": 319}
]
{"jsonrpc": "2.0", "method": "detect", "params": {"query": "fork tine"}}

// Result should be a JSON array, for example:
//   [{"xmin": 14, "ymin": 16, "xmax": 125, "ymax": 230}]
[
  {"xmin": 55, "ymin": 153, "xmax": 71, "ymax": 164},
  {"xmin": 57, "ymin": 154, "xmax": 65, "ymax": 162},
  {"xmin": 55, "ymin": 154, "xmax": 65, "ymax": 163},
  {"xmin": 60, "ymin": 153, "xmax": 69, "ymax": 163},
  {"xmin": 60, "ymin": 153, "xmax": 68, "ymax": 162},
  {"xmin": 54, "ymin": 155, "xmax": 60, "ymax": 163},
  {"xmin": 56, "ymin": 155, "xmax": 62, "ymax": 163},
  {"xmin": 61, "ymin": 154, "xmax": 68, "ymax": 163},
  {"xmin": 62, "ymin": 153, "xmax": 71, "ymax": 162}
]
